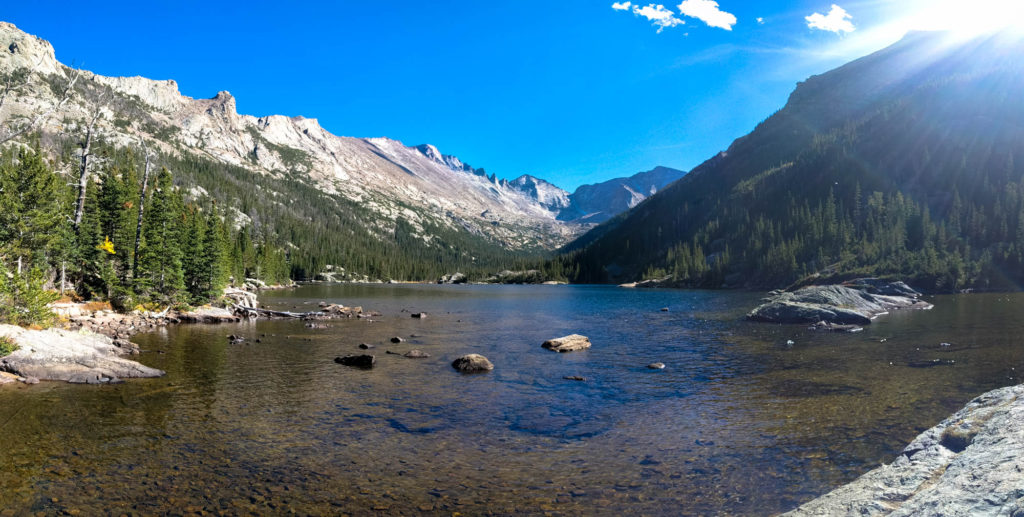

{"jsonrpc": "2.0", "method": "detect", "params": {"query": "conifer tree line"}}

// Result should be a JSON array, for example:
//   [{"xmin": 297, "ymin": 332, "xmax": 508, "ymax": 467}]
[{"xmin": 0, "ymin": 142, "xmax": 291, "ymax": 324}]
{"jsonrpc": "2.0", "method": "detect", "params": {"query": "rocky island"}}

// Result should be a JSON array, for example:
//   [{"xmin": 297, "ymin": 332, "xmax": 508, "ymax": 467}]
[{"xmin": 748, "ymin": 279, "xmax": 932, "ymax": 326}]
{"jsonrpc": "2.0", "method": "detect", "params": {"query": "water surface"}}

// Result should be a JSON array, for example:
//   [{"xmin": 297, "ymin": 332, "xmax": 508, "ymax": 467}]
[{"xmin": 1, "ymin": 285, "xmax": 1022, "ymax": 515}]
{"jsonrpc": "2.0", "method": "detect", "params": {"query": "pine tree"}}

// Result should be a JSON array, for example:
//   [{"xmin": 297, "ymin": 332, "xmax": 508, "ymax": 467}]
[
  {"xmin": 0, "ymin": 147, "xmax": 65, "ymax": 273},
  {"xmin": 136, "ymin": 168, "xmax": 185, "ymax": 304}
]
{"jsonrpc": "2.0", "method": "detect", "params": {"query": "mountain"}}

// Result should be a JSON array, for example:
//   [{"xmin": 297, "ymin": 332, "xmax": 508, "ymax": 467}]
[
  {"xmin": 0, "ymin": 22, "xmax": 678, "ymax": 280},
  {"xmin": 502, "ymin": 167, "xmax": 686, "ymax": 224},
  {"xmin": 560, "ymin": 166, "xmax": 685, "ymax": 224},
  {"xmin": 564, "ymin": 30, "xmax": 1024, "ymax": 291}
]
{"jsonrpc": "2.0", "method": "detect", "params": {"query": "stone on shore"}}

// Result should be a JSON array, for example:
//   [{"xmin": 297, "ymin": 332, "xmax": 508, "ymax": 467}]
[
  {"xmin": 748, "ymin": 280, "xmax": 932, "ymax": 325},
  {"xmin": 177, "ymin": 306, "xmax": 240, "ymax": 323},
  {"xmin": 438, "ymin": 273, "xmax": 467, "ymax": 284},
  {"xmin": 335, "ymin": 354, "xmax": 376, "ymax": 369},
  {"xmin": 542, "ymin": 334, "xmax": 592, "ymax": 353},
  {"xmin": 784, "ymin": 383, "xmax": 1024, "ymax": 516},
  {"xmin": 451, "ymin": 354, "xmax": 493, "ymax": 373},
  {"xmin": 0, "ymin": 324, "xmax": 164, "ymax": 383}
]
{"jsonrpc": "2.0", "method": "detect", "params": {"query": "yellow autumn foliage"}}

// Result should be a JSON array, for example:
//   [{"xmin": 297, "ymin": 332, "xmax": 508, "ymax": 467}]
[{"xmin": 97, "ymin": 236, "xmax": 116, "ymax": 255}]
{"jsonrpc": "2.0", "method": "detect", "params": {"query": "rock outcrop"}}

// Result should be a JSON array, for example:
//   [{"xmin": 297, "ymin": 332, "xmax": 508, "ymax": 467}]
[
  {"xmin": 437, "ymin": 272, "xmax": 468, "ymax": 284},
  {"xmin": 542, "ymin": 334, "xmax": 592, "ymax": 353},
  {"xmin": 784, "ymin": 383, "xmax": 1024, "ymax": 516},
  {"xmin": 747, "ymin": 281, "xmax": 931, "ymax": 325},
  {"xmin": 0, "ymin": 324, "xmax": 164, "ymax": 383}
]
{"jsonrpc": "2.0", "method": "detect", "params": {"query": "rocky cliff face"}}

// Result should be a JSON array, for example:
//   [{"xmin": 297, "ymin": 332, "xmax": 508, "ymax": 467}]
[{"xmin": 0, "ymin": 21, "xmax": 683, "ymax": 253}]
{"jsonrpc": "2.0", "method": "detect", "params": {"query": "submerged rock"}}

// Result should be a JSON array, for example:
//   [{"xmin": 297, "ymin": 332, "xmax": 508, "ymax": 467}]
[
  {"xmin": 451, "ymin": 354, "xmax": 493, "ymax": 373},
  {"xmin": 647, "ymin": 362, "xmax": 666, "ymax": 369},
  {"xmin": 335, "ymin": 354, "xmax": 376, "ymax": 369},
  {"xmin": 542, "ymin": 334, "xmax": 592, "ymax": 353},
  {"xmin": 748, "ymin": 281, "xmax": 931, "ymax": 325},
  {"xmin": 358, "ymin": 343, "xmax": 375, "ymax": 349},
  {"xmin": 564, "ymin": 375, "xmax": 587, "ymax": 381},
  {"xmin": 809, "ymin": 321, "xmax": 864, "ymax": 333},
  {"xmin": 403, "ymin": 349, "xmax": 430, "ymax": 358},
  {"xmin": 784, "ymin": 383, "xmax": 1024, "ymax": 516},
  {"xmin": 411, "ymin": 313, "xmax": 427, "ymax": 319},
  {"xmin": 390, "ymin": 336, "xmax": 405, "ymax": 343}
]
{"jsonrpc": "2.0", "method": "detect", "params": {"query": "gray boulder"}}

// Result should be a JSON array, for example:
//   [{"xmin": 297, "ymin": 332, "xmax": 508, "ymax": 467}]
[
  {"xmin": 451, "ymin": 354, "xmax": 493, "ymax": 373},
  {"xmin": 404, "ymin": 349, "xmax": 430, "ymax": 358},
  {"xmin": 748, "ymin": 282, "xmax": 931, "ymax": 325},
  {"xmin": 784, "ymin": 383, "xmax": 1024, "ymax": 516},
  {"xmin": 542, "ymin": 334, "xmax": 592, "ymax": 353},
  {"xmin": 438, "ymin": 273, "xmax": 468, "ymax": 284}
]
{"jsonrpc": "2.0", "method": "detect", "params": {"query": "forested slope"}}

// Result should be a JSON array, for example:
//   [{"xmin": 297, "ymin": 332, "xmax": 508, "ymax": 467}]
[{"xmin": 564, "ymin": 31, "xmax": 1024, "ymax": 292}]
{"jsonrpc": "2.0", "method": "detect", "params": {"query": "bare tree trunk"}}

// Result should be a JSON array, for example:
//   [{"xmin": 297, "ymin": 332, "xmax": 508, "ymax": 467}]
[
  {"xmin": 132, "ymin": 139, "xmax": 152, "ymax": 276},
  {"xmin": 60, "ymin": 260, "xmax": 66, "ymax": 296},
  {"xmin": 72, "ymin": 103, "xmax": 104, "ymax": 232}
]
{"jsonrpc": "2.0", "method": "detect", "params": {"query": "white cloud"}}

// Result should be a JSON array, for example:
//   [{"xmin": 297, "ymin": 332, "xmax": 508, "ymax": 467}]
[
  {"xmin": 756, "ymin": 17, "xmax": 765, "ymax": 24},
  {"xmin": 676, "ymin": 0, "xmax": 737, "ymax": 30},
  {"xmin": 611, "ymin": 2, "xmax": 632, "ymax": 11},
  {"xmin": 631, "ymin": 4, "xmax": 686, "ymax": 33},
  {"xmin": 806, "ymin": 4, "xmax": 856, "ymax": 33}
]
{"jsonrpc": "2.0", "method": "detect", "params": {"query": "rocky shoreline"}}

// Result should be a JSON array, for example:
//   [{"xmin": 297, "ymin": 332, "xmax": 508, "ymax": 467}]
[
  {"xmin": 0, "ymin": 283, "xmax": 375, "ymax": 385},
  {"xmin": 784, "ymin": 383, "xmax": 1024, "ymax": 515}
]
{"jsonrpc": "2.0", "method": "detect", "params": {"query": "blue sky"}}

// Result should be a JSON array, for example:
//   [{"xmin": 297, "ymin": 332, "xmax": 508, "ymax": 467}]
[{"xmin": 4, "ymin": 1, "xmax": 1014, "ymax": 190}]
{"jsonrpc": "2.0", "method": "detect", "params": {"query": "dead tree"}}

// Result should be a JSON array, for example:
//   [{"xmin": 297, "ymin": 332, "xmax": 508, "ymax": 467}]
[
  {"xmin": 72, "ymin": 94, "xmax": 106, "ymax": 232},
  {"xmin": 131, "ymin": 138, "xmax": 153, "ymax": 276}
]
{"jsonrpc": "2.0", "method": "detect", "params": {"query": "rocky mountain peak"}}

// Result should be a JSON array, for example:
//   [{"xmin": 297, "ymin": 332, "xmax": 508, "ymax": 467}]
[{"xmin": 0, "ymin": 22, "xmax": 61, "ymax": 77}]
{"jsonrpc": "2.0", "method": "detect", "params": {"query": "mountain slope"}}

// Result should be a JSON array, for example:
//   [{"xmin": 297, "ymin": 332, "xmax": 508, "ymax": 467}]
[
  {"xmin": 0, "ymin": 22, "xmax": 681, "ymax": 280},
  {"xmin": 565, "ymin": 30, "xmax": 1024, "ymax": 291}
]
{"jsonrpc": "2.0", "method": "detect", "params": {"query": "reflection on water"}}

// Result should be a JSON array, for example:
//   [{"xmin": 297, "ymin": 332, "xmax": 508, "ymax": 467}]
[{"xmin": 1, "ymin": 285, "xmax": 1022, "ymax": 514}]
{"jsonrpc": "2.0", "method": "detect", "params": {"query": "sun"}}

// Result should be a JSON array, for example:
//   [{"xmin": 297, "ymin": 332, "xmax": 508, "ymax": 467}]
[{"xmin": 904, "ymin": 0, "xmax": 1024, "ymax": 37}]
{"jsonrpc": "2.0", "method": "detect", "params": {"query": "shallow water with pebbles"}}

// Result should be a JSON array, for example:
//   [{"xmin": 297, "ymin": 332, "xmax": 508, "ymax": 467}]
[{"xmin": 1, "ymin": 284, "xmax": 1023, "ymax": 515}]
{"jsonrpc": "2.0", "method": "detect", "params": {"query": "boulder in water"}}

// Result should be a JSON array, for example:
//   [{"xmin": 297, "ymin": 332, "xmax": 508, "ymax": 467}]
[
  {"xmin": 335, "ymin": 354, "xmax": 376, "ymax": 369},
  {"xmin": 542, "ymin": 334, "xmax": 592, "ymax": 353},
  {"xmin": 451, "ymin": 354, "xmax": 493, "ymax": 373}
]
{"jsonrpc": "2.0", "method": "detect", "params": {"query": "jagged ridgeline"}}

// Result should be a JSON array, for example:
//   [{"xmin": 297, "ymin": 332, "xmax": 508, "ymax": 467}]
[{"xmin": 563, "ymin": 30, "xmax": 1024, "ymax": 292}]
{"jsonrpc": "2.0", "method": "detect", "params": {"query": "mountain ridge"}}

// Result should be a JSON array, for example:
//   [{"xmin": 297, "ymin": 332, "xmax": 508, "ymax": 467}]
[{"xmin": 0, "ymin": 21, "xmax": 681, "ymax": 265}]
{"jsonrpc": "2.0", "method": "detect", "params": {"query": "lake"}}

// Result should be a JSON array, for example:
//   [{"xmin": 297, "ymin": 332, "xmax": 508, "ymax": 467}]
[{"xmin": 1, "ymin": 284, "xmax": 1023, "ymax": 515}]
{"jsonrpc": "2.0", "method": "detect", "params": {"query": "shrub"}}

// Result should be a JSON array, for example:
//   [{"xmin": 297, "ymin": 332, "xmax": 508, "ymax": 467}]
[{"xmin": 0, "ymin": 336, "xmax": 18, "ymax": 357}]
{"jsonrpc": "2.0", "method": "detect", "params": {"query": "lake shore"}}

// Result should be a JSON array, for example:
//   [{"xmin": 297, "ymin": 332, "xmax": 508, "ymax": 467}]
[
  {"xmin": 0, "ymin": 284, "xmax": 371, "ymax": 385},
  {"xmin": 785, "ymin": 382, "xmax": 1024, "ymax": 515}
]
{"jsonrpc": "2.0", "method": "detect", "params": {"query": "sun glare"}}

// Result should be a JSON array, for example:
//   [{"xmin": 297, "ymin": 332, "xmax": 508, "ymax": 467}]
[{"xmin": 905, "ymin": 0, "xmax": 1024, "ymax": 37}]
